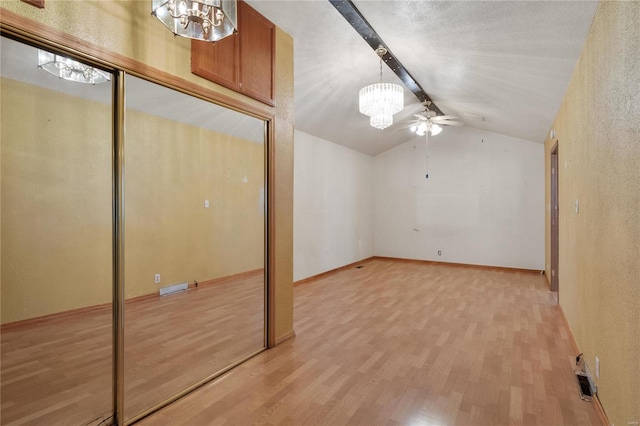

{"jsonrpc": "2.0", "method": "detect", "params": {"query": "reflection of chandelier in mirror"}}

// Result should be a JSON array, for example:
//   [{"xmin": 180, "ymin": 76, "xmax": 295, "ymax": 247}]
[
  {"xmin": 152, "ymin": 0, "xmax": 237, "ymax": 42},
  {"xmin": 359, "ymin": 47, "xmax": 404, "ymax": 130},
  {"xmin": 37, "ymin": 50, "xmax": 111, "ymax": 84}
]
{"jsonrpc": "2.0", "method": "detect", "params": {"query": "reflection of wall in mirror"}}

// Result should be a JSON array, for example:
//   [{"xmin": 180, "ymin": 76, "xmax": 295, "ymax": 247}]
[
  {"xmin": 1, "ymin": 77, "xmax": 112, "ymax": 324},
  {"xmin": 124, "ymin": 108, "xmax": 265, "ymax": 300},
  {"xmin": 0, "ymin": 78, "xmax": 265, "ymax": 323},
  {"xmin": 0, "ymin": 0, "xmax": 294, "ymax": 343}
]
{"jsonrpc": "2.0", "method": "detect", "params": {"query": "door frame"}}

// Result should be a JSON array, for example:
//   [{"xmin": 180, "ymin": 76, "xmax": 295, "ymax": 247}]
[{"xmin": 550, "ymin": 141, "xmax": 559, "ymax": 293}]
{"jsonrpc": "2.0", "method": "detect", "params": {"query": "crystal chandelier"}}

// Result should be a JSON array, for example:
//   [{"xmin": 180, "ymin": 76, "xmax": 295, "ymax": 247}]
[
  {"xmin": 359, "ymin": 47, "xmax": 404, "ymax": 130},
  {"xmin": 152, "ymin": 0, "xmax": 237, "ymax": 42},
  {"xmin": 37, "ymin": 50, "xmax": 111, "ymax": 84}
]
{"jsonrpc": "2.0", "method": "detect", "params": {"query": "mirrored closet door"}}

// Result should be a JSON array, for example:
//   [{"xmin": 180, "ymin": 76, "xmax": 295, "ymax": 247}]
[
  {"xmin": 123, "ymin": 75, "xmax": 266, "ymax": 421},
  {"xmin": 0, "ymin": 34, "xmax": 267, "ymax": 425},
  {"xmin": 0, "ymin": 36, "xmax": 114, "ymax": 425}
]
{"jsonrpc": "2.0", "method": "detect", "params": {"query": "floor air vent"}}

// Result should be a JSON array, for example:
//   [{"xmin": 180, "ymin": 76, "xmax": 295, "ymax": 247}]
[
  {"xmin": 355, "ymin": 265, "xmax": 364, "ymax": 269},
  {"xmin": 159, "ymin": 282, "xmax": 189, "ymax": 296}
]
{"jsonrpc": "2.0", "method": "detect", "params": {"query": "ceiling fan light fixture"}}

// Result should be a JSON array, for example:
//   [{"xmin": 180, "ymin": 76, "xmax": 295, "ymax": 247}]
[
  {"xmin": 413, "ymin": 120, "xmax": 442, "ymax": 136},
  {"xmin": 415, "ymin": 121, "xmax": 428, "ymax": 136},
  {"xmin": 152, "ymin": 0, "xmax": 237, "ymax": 42}
]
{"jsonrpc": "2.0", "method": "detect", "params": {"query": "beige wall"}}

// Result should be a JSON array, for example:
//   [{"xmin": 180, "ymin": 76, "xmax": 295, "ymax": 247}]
[
  {"xmin": 0, "ymin": 1, "xmax": 294, "ymax": 340},
  {"xmin": 544, "ymin": 2, "xmax": 639, "ymax": 425},
  {"xmin": 1, "ymin": 78, "xmax": 113, "ymax": 323},
  {"xmin": 1, "ymin": 79, "xmax": 265, "ymax": 321},
  {"xmin": 273, "ymin": 28, "xmax": 295, "ymax": 341},
  {"xmin": 125, "ymin": 108, "xmax": 264, "ymax": 299}
]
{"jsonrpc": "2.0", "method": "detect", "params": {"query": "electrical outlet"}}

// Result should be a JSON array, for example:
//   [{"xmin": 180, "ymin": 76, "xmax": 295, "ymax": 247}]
[
  {"xmin": 595, "ymin": 356, "xmax": 600, "ymax": 379},
  {"xmin": 154, "ymin": 273, "xmax": 160, "ymax": 284},
  {"xmin": 437, "ymin": 250, "xmax": 442, "ymax": 256}
]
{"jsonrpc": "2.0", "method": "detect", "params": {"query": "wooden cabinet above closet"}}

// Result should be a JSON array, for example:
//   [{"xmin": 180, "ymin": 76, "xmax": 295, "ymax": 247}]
[{"xmin": 191, "ymin": 0, "xmax": 275, "ymax": 106}]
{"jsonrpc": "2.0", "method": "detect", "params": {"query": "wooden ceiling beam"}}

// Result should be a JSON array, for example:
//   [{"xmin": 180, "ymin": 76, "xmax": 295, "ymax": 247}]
[{"xmin": 329, "ymin": 0, "xmax": 444, "ymax": 116}]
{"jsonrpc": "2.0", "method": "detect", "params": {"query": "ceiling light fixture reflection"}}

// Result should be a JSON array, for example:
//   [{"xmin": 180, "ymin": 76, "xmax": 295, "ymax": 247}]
[
  {"xmin": 359, "ymin": 47, "xmax": 404, "ymax": 130},
  {"xmin": 152, "ymin": 0, "xmax": 237, "ymax": 42},
  {"xmin": 37, "ymin": 50, "xmax": 111, "ymax": 84}
]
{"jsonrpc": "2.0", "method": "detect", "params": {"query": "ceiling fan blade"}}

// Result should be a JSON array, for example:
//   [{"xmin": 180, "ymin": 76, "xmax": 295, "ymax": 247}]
[
  {"xmin": 431, "ymin": 115, "xmax": 460, "ymax": 121},
  {"xmin": 439, "ymin": 121, "xmax": 464, "ymax": 126},
  {"xmin": 395, "ymin": 122, "xmax": 419, "ymax": 130}
]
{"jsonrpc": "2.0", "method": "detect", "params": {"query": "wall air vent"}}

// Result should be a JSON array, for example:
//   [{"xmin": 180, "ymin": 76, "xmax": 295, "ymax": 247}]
[
  {"xmin": 576, "ymin": 372, "xmax": 593, "ymax": 401},
  {"xmin": 159, "ymin": 282, "xmax": 189, "ymax": 296},
  {"xmin": 575, "ymin": 353, "xmax": 597, "ymax": 401}
]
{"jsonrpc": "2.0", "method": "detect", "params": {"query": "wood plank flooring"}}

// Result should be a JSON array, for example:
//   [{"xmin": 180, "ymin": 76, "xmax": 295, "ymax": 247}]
[
  {"xmin": 0, "ymin": 272, "xmax": 264, "ymax": 425},
  {"xmin": 140, "ymin": 258, "xmax": 602, "ymax": 425},
  {"xmin": 1, "ymin": 302, "xmax": 113, "ymax": 425}
]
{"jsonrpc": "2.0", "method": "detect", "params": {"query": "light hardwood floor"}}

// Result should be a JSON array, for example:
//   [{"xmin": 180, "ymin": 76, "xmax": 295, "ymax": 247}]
[
  {"xmin": 140, "ymin": 258, "xmax": 602, "ymax": 425},
  {"xmin": 0, "ymin": 272, "xmax": 264, "ymax": 425}
]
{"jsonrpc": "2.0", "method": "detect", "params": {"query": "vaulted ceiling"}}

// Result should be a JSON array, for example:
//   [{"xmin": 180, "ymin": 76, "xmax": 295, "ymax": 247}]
[{"xmin": 247, "ymin": 0, "xmax": 599, "ymax": 156}]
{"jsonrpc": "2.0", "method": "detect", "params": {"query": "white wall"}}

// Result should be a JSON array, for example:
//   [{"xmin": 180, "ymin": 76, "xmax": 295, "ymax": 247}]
[
  {"xmin": 294, "ymin": 130, "xmax": 373, "ymax": 281},
  {"xmin": 373, "ymin": 125, "xmax": 544, "ymax": 270}
]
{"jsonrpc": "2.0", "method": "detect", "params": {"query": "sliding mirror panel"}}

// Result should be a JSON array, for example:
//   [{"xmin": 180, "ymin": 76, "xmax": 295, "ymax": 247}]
[
  {"xmin": 123, "ymin": 75, "xmax": 266, "ymax": 421},
  {"xmin": 0, "ymin": 36, "xmax": 114, "ymax": 425}
]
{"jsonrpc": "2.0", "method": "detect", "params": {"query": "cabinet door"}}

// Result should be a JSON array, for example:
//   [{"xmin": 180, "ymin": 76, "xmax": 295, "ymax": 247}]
[
  {"xmin": 191, "ymin": 32, "xmax": 239, "ymax": 92},
  {"xmin": 238, "ymin": 1, "xmax": 275, "ymax": 106}
]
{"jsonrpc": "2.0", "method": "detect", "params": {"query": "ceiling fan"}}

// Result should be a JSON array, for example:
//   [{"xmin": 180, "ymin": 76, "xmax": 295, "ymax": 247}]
[
  {"xmin": 407, "ymin": 102, "xmax": 463, "ymax": 136},
  {"xmin": 403, "ymin": 102, "xmax": 464, "ymax": 179}
]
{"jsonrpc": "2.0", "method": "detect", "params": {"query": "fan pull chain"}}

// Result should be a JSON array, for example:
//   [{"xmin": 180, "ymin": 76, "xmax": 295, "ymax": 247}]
[{"xmin": 425, "ymin": 133, "xmax": 430, "ymax": 179}]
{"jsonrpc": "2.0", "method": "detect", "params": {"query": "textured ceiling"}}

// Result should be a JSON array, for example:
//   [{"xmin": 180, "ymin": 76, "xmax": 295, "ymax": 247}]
[{"xmin": 247, "ymin": 0, "xmax": 599, "ymax": 156}]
